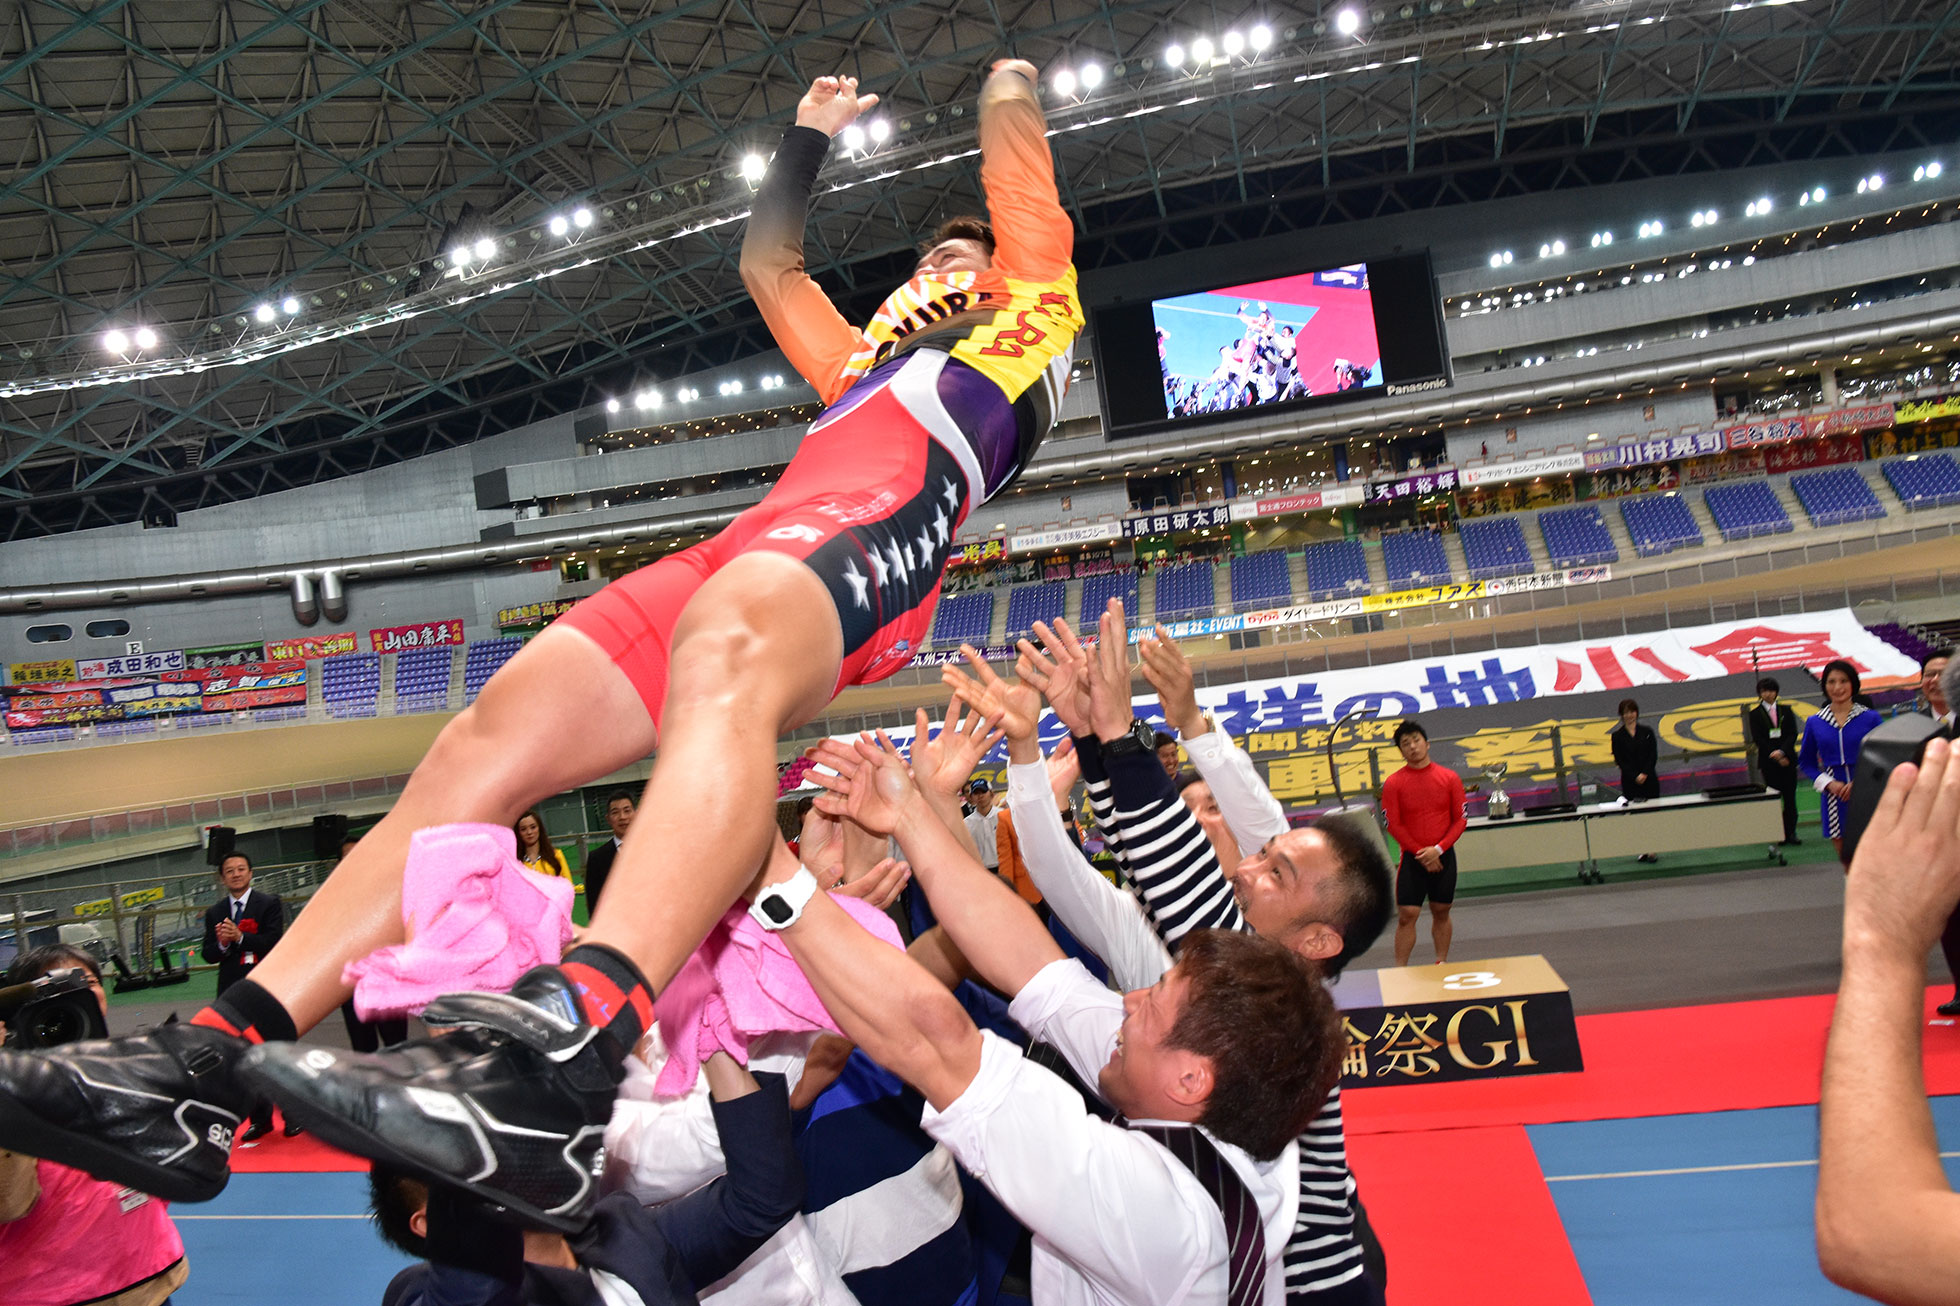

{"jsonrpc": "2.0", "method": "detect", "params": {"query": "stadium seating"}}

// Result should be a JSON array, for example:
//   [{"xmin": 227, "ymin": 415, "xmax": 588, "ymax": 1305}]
[
  {"xmin": 1789, "ymin": 467, "xmax": 1884, "ymax": 527},
  {"xmin": 1537, "ymin": 506, "xmax": 1619, "ymax": 568},
  {"xmin": 1153, "ymin": 561, "xmax": 1217, "ymax": 621},
  {"xmin": 393, "ymin": 647, "xmax": 455, "ymax": 714},
  {"xmin": 320, "ymin": 652, "xmax": 382, "ymax": 719},
  {"xmin": 1456, "ymin": 517, "xmax": 1534, "ymax": 579},
  {"xmin": 1303, "ymin": 539, "xmax": 1370, "ymax": 600},
  {"xmin": 1381, "ymin": 530, "xmax": 1451, "ymax": 587},
  {"xmin": 1702, "ymin": 480, "xmax": 1793, "ymax": 540},
  {"xmin": 463, "ymin": 637, "xmax": 523, "ymax": 704},
  {"xmin": 1618, "ymin": 493, "xmax": 1704, "ymax": 557},
  {"xmin": 930, "ymin": 591, "xmax": 994, "ymax": 647},
  {"xmin": 1868, "ymin": 621, "xmax": 1938, "ymax": 664},
  {"xmin": 1228, "ymin": 549, "xmax": 1293, "ymax": 610},
  {"xmin": 1080, "ymin": 571, "xmax": 1140, "ymax": 625},
  {"xmin": 1881, "ymin": 453, "xmax": 1960, "ymax": 509},
  {"xmin": 1004, "ymin": 581, "xmax": 1067, "ymax": 639}
]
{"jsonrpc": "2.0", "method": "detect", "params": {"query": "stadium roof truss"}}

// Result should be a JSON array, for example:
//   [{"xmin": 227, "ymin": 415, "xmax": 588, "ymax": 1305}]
[{"xmin": 0, "ymin": 0, "xmax": 1955, "ymax": 538}]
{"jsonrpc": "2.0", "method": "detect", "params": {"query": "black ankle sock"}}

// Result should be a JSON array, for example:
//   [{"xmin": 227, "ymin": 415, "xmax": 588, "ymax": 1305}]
[
  {"xmin": 193, "ymin": 980, "xmax": 298, "ymax": 1045},
  {"xmin": 558, "ymin": 943, "xmax": 653, "ymax": 1058}
]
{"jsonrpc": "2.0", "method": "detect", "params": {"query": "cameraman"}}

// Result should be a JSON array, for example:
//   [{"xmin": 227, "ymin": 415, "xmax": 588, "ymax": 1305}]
[{"xmin": 0, "ymin": 945, "xmax": 188, "ymax": 1306}]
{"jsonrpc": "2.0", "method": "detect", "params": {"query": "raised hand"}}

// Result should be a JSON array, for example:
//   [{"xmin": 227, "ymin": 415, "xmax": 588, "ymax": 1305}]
[
  {"xmin": 806, "ymin": 732, "xmax": 919, "ymax": 836},
  {"xmin": 1018, "ymin": 617, "xmax": 1093, "ymax": 737},
  {"xmin": 1088, "ymin": 599, "xmax": 1139, "ymax": 742},
  {"xmin": 1045, "ymin": 735, "xmax": 1082, "ymax": 807},
  {"xmin": 1137, "ymin": 625, "xmax": 1204, "ymax": 737},
  {"xmin": 941, "ymin": 646, "xmax": 1040, "ymax": 743},
  {"xmin": 990, "ymin": 58, "xmax": 1039, "ymax": 83},
  {"xmin": 796, "ymin": 75, "xmax": 879, "ymax": 138},
  {"xmin": 909, "ymin": 699, "xmax": 1004, "ymax": 803}
]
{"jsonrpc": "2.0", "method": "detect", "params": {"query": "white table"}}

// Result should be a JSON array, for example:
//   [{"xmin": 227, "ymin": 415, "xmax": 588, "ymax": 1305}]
[{"xmin": 1454, "ymin": 789, "xmax": 1788, "ymax": 883}]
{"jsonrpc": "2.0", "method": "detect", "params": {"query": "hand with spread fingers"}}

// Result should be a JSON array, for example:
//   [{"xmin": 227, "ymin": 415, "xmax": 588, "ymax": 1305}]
[
  {"xmin": 1046, "ymin": 735, "xmax": 1082, "ymax": 807},
  {"xmin": 1017, "ymin": 617, "xmax": 1095, "ymax": 738},
  {"xmin": 795, "ymin": 75, "xmax": 879, "ymax": 138},
  {"xmin": 805, "ymin": 732, "xmax": 922, "ymax": 839},
  {"xmin": 942, "ymin": 646, "xmax": 1042, "ymax": 743},
  {"xmin": 1088, "ymin": 599, "xmax": 1140, "ymax": 743},
  {"xmin": 1137, "ymin": 625, "xmax": 1206, "ymax": 739},
  {"xmin": 909, "ymin": 692, "xmax": 1006, "ymax": 803}
]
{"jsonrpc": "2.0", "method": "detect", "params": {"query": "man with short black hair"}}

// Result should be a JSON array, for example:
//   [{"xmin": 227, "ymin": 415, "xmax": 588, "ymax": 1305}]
[
  {"xmin": 1382, "ymin": 720, "xmax": 1465, "ymax": 966},
  {"xmin": 200, "ymin": 853, "xmax": 284, "ymax": 1140},
  {"xmin": 1154, "ymin": 730, "xmax": 1181, "ymax": 778},
  {"xmin": 1750, "ymin": 677, "xmax": 1802, "ymax": 849},
  {"xmin": 581, "ymin": 790, "xmax": 636, "ymax": 917}
]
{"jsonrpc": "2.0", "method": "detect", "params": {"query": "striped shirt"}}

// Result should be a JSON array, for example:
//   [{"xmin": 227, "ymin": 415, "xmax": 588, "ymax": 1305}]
[{"xmin": 1078, "ymin": 736, "xmax": 1374, "ymax": 1303}]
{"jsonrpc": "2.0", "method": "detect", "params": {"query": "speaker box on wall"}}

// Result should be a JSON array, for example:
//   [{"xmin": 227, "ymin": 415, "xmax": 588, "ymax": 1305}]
[
  {"xmin": 312, "ymin": 813, "xmax": 350, "ymax": 861},
  {"xmin": 204, "ymin": 826, "xmax": 236, "ymax": 867}
]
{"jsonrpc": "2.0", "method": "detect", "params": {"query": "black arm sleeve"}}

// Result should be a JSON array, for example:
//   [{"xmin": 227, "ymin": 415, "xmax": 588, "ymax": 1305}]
[
  {"xmin": 1077, "ymin": 733, "xmax": 1246, "ymax": 951},
  {"xmin": 649, "ymin": 1074, "xmax": 804, "ymax": 1292}
]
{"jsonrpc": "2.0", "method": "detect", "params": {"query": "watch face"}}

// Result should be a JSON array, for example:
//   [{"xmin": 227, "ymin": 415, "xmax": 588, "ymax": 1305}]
[{"xmin": 762, "ymin": 896, "xmax": 795, "ymax": 924}]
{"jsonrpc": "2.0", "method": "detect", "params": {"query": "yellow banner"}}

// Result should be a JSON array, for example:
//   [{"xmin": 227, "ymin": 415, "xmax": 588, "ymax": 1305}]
[
  {"xmin": 1360, "ymin": 580, "xmax": 1488, "ymax": 613},
  {"xmin": 74, "ymin": 885, "xmax": 167, "ymax": 918},
  {"xmin": 9, "ymin": 659, "xmax": 77, "ymax": 684},
  {"xmin": 1895, "ymin": 396, "xmax": 1960, "ymax": 424}
]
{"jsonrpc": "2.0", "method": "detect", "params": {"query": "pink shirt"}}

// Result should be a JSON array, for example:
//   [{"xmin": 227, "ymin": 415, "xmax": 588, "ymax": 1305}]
[{"xmin": 0, "ymin": 1159, "xmax": 184, "ymax": 1306}]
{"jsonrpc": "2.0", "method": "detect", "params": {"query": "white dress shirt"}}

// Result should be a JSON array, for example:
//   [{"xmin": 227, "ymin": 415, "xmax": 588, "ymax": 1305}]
[
  {"xmin": 964, "ymin": 806, "xmax": 1001, "ymax": 869},
  {"xmin": 219, "ymin": 889, "xmax": 252, "ymax": 953},
  {"xmin": 921, "ymin": 959, "xmax": 1298, "ymax": 1306},
  {"xmin": 1181, "ymin": 726, "xmax": 1291, "ymax": 855}
]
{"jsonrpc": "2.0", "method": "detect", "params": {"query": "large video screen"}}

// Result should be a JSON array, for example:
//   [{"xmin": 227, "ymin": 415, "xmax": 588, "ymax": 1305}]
[
  {"xmin": 1153, "ymin": 266, "xmax": 1383, "ymax": 419},
  {"xmin": 1090, "ymin": 250, "xmax": 1449, "ymax": 440}
]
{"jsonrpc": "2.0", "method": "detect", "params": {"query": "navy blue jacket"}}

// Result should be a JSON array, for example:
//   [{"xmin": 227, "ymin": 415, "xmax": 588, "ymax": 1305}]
[{"xmin": 382, "ymin": 1078, "xmax": 801, "ymax": 1306}]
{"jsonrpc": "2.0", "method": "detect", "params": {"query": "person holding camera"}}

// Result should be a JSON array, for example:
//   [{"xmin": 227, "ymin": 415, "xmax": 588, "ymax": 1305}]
[
  {"xmin": 200, "ymin": 852, "xmax": 286, "ymax": 1140},
  {"xmin": 0, "ymin": 945, "xmax": 188, "ymax": 1306}
]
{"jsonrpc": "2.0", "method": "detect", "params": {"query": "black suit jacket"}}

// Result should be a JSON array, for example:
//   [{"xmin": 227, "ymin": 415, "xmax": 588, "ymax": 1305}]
[
  {"xmin": 1750, "ymin": 701, "xmax": 1801, "ymax": 789},
  {"xmin": 202, "ymin": 888, "xmax": 286, "ymax": 993},
  {"xmin": 582, "ymin": 839, "xmax": 620, "ymax": 917},
  {"xmin": 1611, "ymin": 722, "xmax": 1661, "ymax": 799}
]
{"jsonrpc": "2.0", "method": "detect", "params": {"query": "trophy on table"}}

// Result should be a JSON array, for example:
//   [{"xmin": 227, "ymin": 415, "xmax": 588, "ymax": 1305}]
[{"xmin": 1483, "ymin": 761, "xmax": 1513, "ymax": 819}]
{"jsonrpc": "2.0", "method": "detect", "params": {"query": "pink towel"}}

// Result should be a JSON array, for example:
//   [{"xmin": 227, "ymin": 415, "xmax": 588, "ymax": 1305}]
[
  {"xmin": 653, "ymin": 890, "xmax": 902, "ymax": 1095},
  {"xmin": 343, "ymin": 823, "xmax": 575, "ymax": 1019}
]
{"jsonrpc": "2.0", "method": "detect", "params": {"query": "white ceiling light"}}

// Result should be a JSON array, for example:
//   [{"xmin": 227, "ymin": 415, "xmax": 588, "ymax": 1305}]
[
  {"xmin": 1222, "ymin": 30, "xmax": 1246, "ymax": 56},
  {"xmin": 1165, "ymin": 43, "xmax": 1186, "ymax": 66},
  {"xmin": 867, "ymin": 118, "xmax": 891, "ymax": 143},
  {"xmin": 1249, "ymin": 24, "xmax": 1273, "ymax": 51},
  {"xmin": 740, "ymin": 153, "xmax": 768, "ymax": 182},
  {"xmin": 1335, "ymin": 8, "xmax": 1362, "ymax": 35},
  {"xmin": 1079, "ymin": 63, "xmax": 1104, "ymax": 91},
  {"xmin": 281, "ymin": 297, "xmax": 300, "ymax": 315},
  {"xmin": 1191, "ymin": 35, "xmax": 1216, "ymax": 61},
  {"xmin": 572, "ymin": 206, "xmax": 594, "ymax": 228},
  {"xmin": 841, "ymin": 124, "xmax": 866, "ymax": 152},
  {"xmin": 254, "ymin": 303, "xmax": 277, "ymax": 323},
  {"xmin": 605, "ymin": 398, "xmax": 620, "ymax": 413},
  {"xmin": 132, "ymin": 327, "xmax": 158, "ymax": 350},
  {"xmin": 548, "ymin": 215, "xmax": 570, "ymax": 237},
  {"xmin": 102, "ymin": 330, "xmax": 129, "ymax": 353},
  {"xmin": 1053, "ymin": 69, "xmax": 1078, "ymax": 96},
  {"xmin": 473, "ymin": 237, "xmax": 497, "ymax": 261},
  {"xmin": 448, "ymin": 244, "xmax": 471, "ymax": 267}
]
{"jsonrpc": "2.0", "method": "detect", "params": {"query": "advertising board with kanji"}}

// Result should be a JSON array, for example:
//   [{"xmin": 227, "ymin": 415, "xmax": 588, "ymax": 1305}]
[
  {"xmin": 8, "ymin": 660, "xmax": 76, "ymax": 685},
  {"xmin": 267, "ymin": 632, "xmax": 358, "ymax": 660},
  {"xmin": 1121, "ymin": 504, "xmax": 1233, "ymax": 538},
  {"xmin": 1329, "ymin": 955, "xmax": 1581, "ymax": 1087},
  {"xmin": 495, "ymin": 600, "xmax": 577, "ymax": 629},
  {"xmin": 77, "ymin": 650, "xmax": 186, "ymax": 680},
  {"xmin": 370, "ymin": 619, "xmax": 464, "ymax": 654}
]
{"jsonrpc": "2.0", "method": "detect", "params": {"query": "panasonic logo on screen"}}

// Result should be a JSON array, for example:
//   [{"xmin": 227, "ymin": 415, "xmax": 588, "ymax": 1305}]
[{"xmin": 1385, "ymin": 377, "xmax": 1450, "ymax": 395}]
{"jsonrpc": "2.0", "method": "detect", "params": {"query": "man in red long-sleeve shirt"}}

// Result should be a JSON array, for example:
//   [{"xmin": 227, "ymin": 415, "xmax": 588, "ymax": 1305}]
[{"xmin": 1381, "ymin": 719, "xmax": 1467, "ymax": 964}]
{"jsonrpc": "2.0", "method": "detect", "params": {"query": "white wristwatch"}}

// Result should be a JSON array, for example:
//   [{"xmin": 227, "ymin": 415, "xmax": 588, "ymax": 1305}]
[{"xmin": 749, "ymin": 867, "xmax": 820, "ymax": 932}]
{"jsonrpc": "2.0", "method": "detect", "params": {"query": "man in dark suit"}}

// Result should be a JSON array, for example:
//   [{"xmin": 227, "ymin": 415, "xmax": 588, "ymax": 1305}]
[
  {"xmin": 1749, "ymin": 675, "xmax": 1802, "ymax": 849},
  {"xmin": 580, "ymin": 790, "xmax": 636, "ymax": 921},
  {"xmin": 201, "ymin": 852, "xmax": 285, "ymax": 1140}
]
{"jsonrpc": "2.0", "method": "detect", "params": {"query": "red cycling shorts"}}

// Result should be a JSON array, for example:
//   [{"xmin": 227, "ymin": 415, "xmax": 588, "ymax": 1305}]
[{"xmin": 558, "ymin": 349, "xmax": 983, "ymax": 730}]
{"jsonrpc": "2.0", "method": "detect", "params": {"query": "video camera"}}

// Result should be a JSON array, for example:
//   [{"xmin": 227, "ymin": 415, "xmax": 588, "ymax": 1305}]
[
  {"xmin": 1841, "ymin": 715, "xmax": 1951, "ymax": 865},
  {"xmin": 0, "ymin": 968, "xmax": 108, "ymax": 1049}
]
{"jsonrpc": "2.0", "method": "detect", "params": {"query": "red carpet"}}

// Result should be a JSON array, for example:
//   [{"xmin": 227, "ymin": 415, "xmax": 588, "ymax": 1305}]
[
  {"xmin": 1348, "ymin": 1125, "xmax": 1592, "ymax": 1306},
  {"xmin": 229, "ymin": 1111, "xmax": 366, "ymax": 1173},
  {"xmin": 1347, "ymin": 986, "xmax": 1960, "ymax": 1136}
]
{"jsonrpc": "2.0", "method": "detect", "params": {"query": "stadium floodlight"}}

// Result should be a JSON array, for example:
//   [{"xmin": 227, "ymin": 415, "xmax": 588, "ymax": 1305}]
[
  {"xmin": 605, "ymin": 398, "xmax": 621, "ymax": 413},
  {"xmin": 132, "ymin": 326, "xmax": 158, "ymax": 350},
  {"xmin": 1249, "ymin": 24, "xmax": 1273, "ymax": 51},
  {"xmin": 740, "ymin": 154, "xmax": 768, "ymax": 182},
  {"xmin": 448, "ymin": 244, "xmax": 471, "ymax": 267},
  {"xmin": 867, "ymin": 118, "xmax": 891, "ymax": 143},
  {"xmin": 474, "ymin": 237, "xmax": 497, "ymax": 261},
  {"xmin": 103, "ymin": 329, "xmax": 129, "ymax": 353},
  {"xmin": 635, "ymin": 390, "xmax": 660, "ymax": 409},
  {"xmin": 1191, "ymin": 35, "xmax": 1216, "ymax": 61},
  {"xmin": 281, "ymin": 297, "xmax": 300, "ymax": 315},
  {"xmin": 549, "ymin": 215, "xmax": 570, "ymax": 237},
  {"xmin": 254, "ymin": 303, "xmax": 277, "ymax": 323},
  {"xmin": 1335, "ymin": 8, "xmax": 1362, "ymax": 35},
  {"xmin": 841, "ymin": 124, "xmax": 866, "ymax": 152},
  {"xmin": 1165, "ymin": 43, "xmax": 1186, "ymax": 66},
  {"xmin": 1222, "ymin": 30, "xmax": 1246, "ymax": 56},
  {"xmin": 1079, "ymin": 63, "xmax": 1104, "ymax": 91},
  {"xmin": 1053, "ymin": 69, "xmax": 1078, "ymax": 97},
  {"xmin": 572, "ymin": 206, "xmax": 594, "ymax": 228},
  {"xmin": 1552, "ymin": 239, "xmax": 1566, "ymax": 255},
  {"xmin": 1856, "ymin": 173, "xmax": 1883, "ymax": 193}
]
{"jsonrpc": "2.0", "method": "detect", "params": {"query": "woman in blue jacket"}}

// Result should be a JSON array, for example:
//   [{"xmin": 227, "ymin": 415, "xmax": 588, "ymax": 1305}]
[{"xmin": 1798, "ymin": 658, "xmax": 1882, "ymax": 863}]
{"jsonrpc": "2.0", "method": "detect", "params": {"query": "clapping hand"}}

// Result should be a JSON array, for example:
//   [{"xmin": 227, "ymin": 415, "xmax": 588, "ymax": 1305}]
[{"xmin": 215, "ymin": 918, "xmax": 242, "ymax": 946}]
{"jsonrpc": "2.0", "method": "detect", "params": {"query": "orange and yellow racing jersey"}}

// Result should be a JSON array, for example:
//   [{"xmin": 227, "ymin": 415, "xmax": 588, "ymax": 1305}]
[{"xmin": 740, "ymin": 68, "xmax": 1082, "ymax": 502}]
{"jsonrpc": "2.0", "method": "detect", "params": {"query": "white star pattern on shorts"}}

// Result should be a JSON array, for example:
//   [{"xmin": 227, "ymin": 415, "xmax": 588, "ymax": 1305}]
[
  {"xmin": 940, "ymin": 477, "xmax": 961, "ymax": 511},
  {"xmin": 867, "ymin": 548, "xmax": 890, "ymax": 589},
  {"xmin": 887, "ymin": 541, "xmax": 910, "ymax": 585},
  {"xmin": 842, "ymin": 560, "xmax": 871, "ymax": 609},
  {"xmin": 933, "ymin": 509, "xmax": 951, "ymax": 545}
]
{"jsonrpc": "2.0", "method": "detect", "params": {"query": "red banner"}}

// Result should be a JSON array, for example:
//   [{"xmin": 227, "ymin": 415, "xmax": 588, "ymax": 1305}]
[
  {"xmin": 1764, "ymin": 432, "xmax": 1866, "ymax": 473},
  {"xmin": 3, "ymin": 661, "xmax": 306, "ymax": 728},
  {"xmin": 369, "ymin": 619, "xmax": 464, "ymax": 655},
  {"xmin": 1808, "ymin": 405, "xmax": 1893, "ymax": 437},
  {"xmin": 267, "ymin": 632, "xmax": 358, "ymax": 660}
]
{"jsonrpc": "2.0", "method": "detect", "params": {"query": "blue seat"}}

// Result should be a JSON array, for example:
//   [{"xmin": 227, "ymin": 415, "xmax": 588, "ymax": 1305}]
[
  {"xmin": 1457, "ymin": 517, "xmax": 1534, "ymax": 578},
  {"xmin": 1882, "ymin": 454, "xmax": 1960, "ymax": 510},
  {"xmin": 1537, "ymin": 506, "xmax": 1619, "ymax": 568},
  {"xmin": 1080, "ymin": 572, "xmax": 1141, "ymax": 625},
  {"xmin": 1302, "ymin": 540, "xmax": 1369, "ymax": 600},
  {"xmin": 1228, "ymin": 550, "xmax": 1293, "ymax": 610},
  {"xmin": 463, "ymin": 638, "xmax": 523, "ymax": 703},
  {"xmin": 1152, "ymin": 562, "xmax": 1217, "ymax": 621},
  {"xmin": 1004, "ymin": 582, "xmax": 1067, "ymax": 639},
  {"xmin": 1789, "ymin": 468, "xmax": 1884, "ymax": 527},
  {"xmin": 1702, "ymin": 481, "xmax": 1793, "ymax": 540},
  {"xmin": 1381, "ymin": 530, "xmax": 1450, "ymax": 587},
  {"xmin": 930, "ymin": 592, "xmax": 995, "ymax": 647},
  {"xmin": 1618, "ymin": 493, "xmax": 1703, "ymax": 557}
]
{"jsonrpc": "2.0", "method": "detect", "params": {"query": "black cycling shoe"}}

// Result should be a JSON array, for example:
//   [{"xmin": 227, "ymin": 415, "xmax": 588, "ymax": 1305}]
[
  {"xmin": 1937, "ymin": 998, "xmax": 1960, "ymax": 1018},
  {"xmin": 0, "ymin": 1022, "xmax": 254, "ymax": 1202},
  {"xmin": 240, "ymin": 966, "xmax": 623, "ymax": 1232}
]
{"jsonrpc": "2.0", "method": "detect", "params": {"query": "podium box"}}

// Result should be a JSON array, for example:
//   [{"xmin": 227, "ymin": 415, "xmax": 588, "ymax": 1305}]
[{"xmin": 1326, "ymin": 954, "xmax": 1582, "ymax": 1088}]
